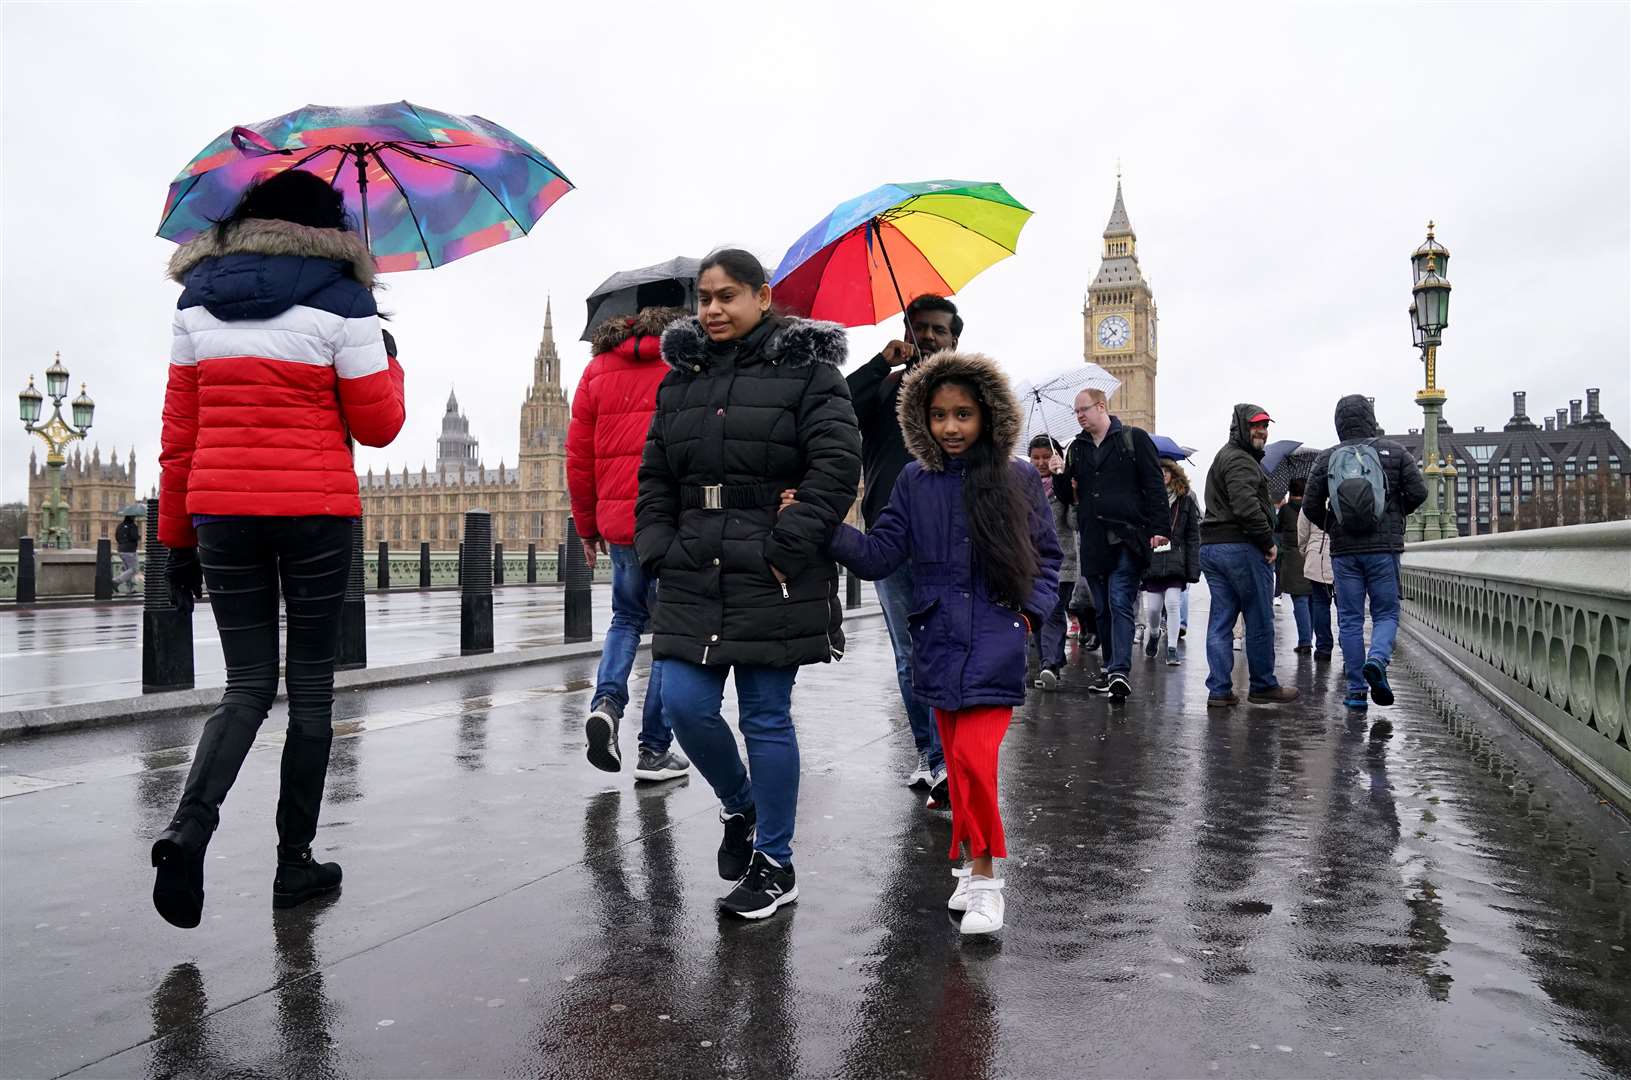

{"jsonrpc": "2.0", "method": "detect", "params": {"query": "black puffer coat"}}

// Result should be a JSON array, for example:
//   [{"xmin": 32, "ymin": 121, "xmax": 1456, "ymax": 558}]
[
  {"xmin": 636, "ymin": 315, "xmax": 861, "ymax": 667},
  {"xmin": 1303, "ymin": 394, "xmax": 1427, "ymax": 555}
]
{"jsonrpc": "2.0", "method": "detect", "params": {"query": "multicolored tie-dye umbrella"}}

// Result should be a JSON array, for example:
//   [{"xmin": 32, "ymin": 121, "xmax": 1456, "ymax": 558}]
[
  {"xmin": 771, "ymin": 181, "xmax": 1031, "ymax": 327},
  {"xmin": 158, "ymin": 101, "xmax": 573, "ymax": 272}
]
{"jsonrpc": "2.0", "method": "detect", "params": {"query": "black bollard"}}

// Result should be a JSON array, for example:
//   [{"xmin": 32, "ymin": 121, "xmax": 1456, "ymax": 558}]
[
  {"xmin": 419, "ymin": 542, "xmax": 431, "ymax": 589},
  {"xmin": 527, "ymin": 543, "xmax": 537, "ymax": 584},
  {"xmin": 337, "ymin": 519, "xmax": 367, "ymax": 670},
  {"xmin": 556, "ymin": 543, "xmax": 565, "ymax": 583},
  {"xmin": 494, "ymin": 542, "xmax": 504, "ymax": 586},
  {"xmin": 563, "ymin": 516, "xmax": 592, "ymax": 643},
  {"xmin": 141, "ymin": 499, "xmax": 194, "ymax": 692},
  {"xmin": 461, "ymin": 511, "xmax": 494, "ymax": 655},
  {"xmin": 457, "ymin": 542, "xmax": 464, "ymax": 584},
  {"xmin": 94, "ymin": 539, "xmax": 114, "ymax": 601},
  {"xmin": 377, "ymin": 541, "xmax": 390, "ymax": 591},
  {"xmin": 846, "ymin": 567, "xmax": 862, "ymax": 610},
  {"xmin": 16, "ymin": 537, "xmax": 36, "ymax": 605}
]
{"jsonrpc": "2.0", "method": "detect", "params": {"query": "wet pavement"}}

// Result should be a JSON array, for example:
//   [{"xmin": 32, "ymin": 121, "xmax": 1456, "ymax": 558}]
[{"xmin": 2, "ymin": 592, "xmax": 1629, "ymax": 1079}]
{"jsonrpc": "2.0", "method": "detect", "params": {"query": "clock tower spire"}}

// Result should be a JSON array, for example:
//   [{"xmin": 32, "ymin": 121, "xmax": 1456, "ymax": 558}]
[{"xmin": 1083, "ymin": 175, "xmax": 1159, "ymax": 432}]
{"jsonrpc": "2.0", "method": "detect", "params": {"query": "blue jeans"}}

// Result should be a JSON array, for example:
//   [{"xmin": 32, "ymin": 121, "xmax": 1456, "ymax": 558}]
[
  {"xmin": 1086, "ymin": 547, "xmax": 1141, "ymax": 674},
  {"xmin": 661, "ymin": 659, "xmax": 800, "ymax": 863},
  {"xmin": 1200, "ymin": 543, "xmax": 1279, "ymax": 697},
  {"xmin": 1331, "ymin": 553, "xmax": 1402, "ymax": 696},
  {"xmin": 593, "ymin": 544, "xmax": 670, "ymax": 754},
  {"xmin": 1034, "ymin": 580, "xmax": 1072, "ymax": 669},
  {"xmin": 1291, "ymin": 593, "xmax": 1312, "ymax": 647},
  {"xmin": 875, "ymin": 562, "xmax": 944, "ymax": 770},
  {"xmin": 1309, "ymin": 581, "xmax": 1335, "ymax": 653}
]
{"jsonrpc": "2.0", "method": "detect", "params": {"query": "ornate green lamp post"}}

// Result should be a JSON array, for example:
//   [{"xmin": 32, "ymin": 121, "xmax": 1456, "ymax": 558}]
[
  {"xmin": 18, "ymin": 353, "xmax": 95, "ymax": 549},
  {"xmin": 1408, "ymin": 223, "xmax": 1456, "ymax": 541}
]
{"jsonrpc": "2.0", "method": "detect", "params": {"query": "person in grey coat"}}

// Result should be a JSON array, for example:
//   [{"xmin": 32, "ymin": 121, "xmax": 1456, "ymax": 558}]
[
  {"xmin": 1141, "ymin": 459, "xmax": 1201, "ymax": 665},
  {"xmin": 1028, "ymin": 435, "xmax": 1077, "ymax": 688}
]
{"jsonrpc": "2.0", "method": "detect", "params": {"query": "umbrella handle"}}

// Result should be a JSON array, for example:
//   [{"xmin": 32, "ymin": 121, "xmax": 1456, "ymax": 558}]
[
  {"xmin": 871, "ymin": 220, "xmax": 920, "ymax": 355},
  {"xmin": 353, "ymin": 145, "xmax": 371, "ymax": 252}
]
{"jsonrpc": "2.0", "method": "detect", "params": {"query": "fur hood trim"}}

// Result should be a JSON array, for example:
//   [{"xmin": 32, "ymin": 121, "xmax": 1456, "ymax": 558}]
[
  {"xmin": 897, "ymin": 351, "xmax": 1023, "ymax": 473},
  {"xmin": 168, "ymin": 218, "xmax": 376, "ymax": 288},
  {"xmin": 659, "ymin": 315, "xmax": 848, "ymax": 374},
  {"xmin": 590, "ymin": 306, "xmax": 689, "ymax": 356}
]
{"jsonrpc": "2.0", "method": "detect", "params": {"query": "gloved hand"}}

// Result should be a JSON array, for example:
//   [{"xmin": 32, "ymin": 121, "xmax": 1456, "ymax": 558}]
[{"xmin": 166, "ymin": 547, "xmax": 203, "ymax": 614}]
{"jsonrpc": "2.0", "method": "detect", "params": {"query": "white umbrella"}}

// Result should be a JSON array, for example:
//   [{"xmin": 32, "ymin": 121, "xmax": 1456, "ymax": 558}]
[{"xmin": 1012, "ymin": 362, "xmax": 1121, "ymax": 450}]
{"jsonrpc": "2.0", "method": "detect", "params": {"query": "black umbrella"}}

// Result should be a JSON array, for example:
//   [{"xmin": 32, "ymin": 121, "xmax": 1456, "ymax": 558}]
[
  {"xmin": 581, "ymin": 256, "xmax": 700, "ymax": 341},
  {"xmin": 1267, "ymin": 445, "xmax": 1319, "ymax": 500}
]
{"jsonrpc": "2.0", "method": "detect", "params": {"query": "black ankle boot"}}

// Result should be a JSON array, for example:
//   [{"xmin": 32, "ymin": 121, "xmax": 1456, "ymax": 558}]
[
  {"xmin": 151, "ymin": 817, "xmax": 210, "ymax": 928},
  {"xmin": 273, "ymin": 846, "xmax": 342, "ymax": 909}
]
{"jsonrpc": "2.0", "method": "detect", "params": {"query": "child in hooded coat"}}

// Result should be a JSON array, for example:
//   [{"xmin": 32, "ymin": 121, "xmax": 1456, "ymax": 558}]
[{"xmin": 813, "ymin": 351, "xmax": 1060, "ymax": 935}]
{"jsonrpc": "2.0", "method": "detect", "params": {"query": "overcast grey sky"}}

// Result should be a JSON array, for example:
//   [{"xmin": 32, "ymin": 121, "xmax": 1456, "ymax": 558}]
[{"xmin": 3, "ymin": 1, "xmax": 1627, "ymax": 503}]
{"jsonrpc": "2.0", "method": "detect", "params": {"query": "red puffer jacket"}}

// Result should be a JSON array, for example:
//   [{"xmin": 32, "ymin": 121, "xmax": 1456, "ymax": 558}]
[
  {"xmin": 566, "ymin": 306, "xmax": 685, "ymax": 546},
  {"xmin": 159, "ymin": 219, "xmax": 406, "ymax": 549}
]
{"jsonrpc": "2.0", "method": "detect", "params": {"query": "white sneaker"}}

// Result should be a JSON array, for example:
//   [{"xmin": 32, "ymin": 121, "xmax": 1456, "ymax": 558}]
[
  {"xmin": 959, "ymin": 877, "xmax": 1005, "ymax": 934},
  {"xmin": 907, "ymin": 752, "xmax": 932, "ymax": 789},
  {"xmin": 947, "ymin": 866, "xmax": 973, "ymax": 912}
]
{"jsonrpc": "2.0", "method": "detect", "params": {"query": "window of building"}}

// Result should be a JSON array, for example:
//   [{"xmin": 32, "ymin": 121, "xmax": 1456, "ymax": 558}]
[{"xmin": 1587, "ymin": 456, "xmax": 1599, "ymax": 473}]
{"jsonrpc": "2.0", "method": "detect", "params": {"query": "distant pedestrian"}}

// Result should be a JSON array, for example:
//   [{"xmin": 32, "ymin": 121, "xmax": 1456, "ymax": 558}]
[
  {"xmin": 1051, "ymin": 388, "xmax": 1167, "ymax": 700},
  {"xmin": 1027, "ymin": 434, "xmax": 1076, "ymax": 690},
  {"xmin": 1277, "ymin": 479, "xmax": 1315, "ymax": 651},
  {"xmin": 1198, "ymin": 404, "xmax": 1297, "ymax": 707},
  {"xmin": 567, "ymin": 286, "xmax": 692, "ymax": 783},
  {"xmin": 847, "ymin": 295, "xmax": 962, "ymax": 797},
  {"xmin": 636, "ymin": 248, "xmax": 860, "ymax": 921},
  {"xmin": 1296, "ymin": 484, "xmax": 1336, "ymax": 660},
  {"xmin": 825, "ymin": 351, "xmax": 1060, "ymax": 935},
  {"xmin": 1303, "ymin": 394, "xmax": 1427, "ymax": 729},
  {"xmin": 114, "ymin": 514, "xmax": 140, "ymax": 595},
  {"xmin": 1141, "ymin": 459, "xmax": 1200, "ymax": 666},
  {"xmin": 150, "ymin": 169, "xmax": 406, "ymax": 928}
]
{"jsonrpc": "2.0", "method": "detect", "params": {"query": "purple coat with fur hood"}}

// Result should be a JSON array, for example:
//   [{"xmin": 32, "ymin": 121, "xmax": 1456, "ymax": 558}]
[{"xmin": 829, "ymin": 351, "xmax": 1061, "ymax": 710}]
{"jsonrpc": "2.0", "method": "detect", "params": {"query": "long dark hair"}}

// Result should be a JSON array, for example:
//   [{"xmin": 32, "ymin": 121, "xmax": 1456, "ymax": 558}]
[
  {"xmin": 929, "ymin": 375, "xmax": 1040, "ymax": 608},
  {"xmin": 214, "ymin": 169, "xmax": 347, "ymax": 244}
]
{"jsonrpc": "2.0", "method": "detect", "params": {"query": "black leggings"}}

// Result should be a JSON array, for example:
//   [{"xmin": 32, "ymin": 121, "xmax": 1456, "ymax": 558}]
[{"xmin": 171, "ymin": 516, "xmax": 352, "ymax": 849}]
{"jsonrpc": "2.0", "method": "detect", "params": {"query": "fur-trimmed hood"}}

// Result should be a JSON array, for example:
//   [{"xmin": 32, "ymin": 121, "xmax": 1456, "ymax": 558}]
[
  {"xmin": 590, "ymin": 306, "xmax": 689, "ymax": 356},
  {"xmin": 659, "ymin": 315, "xmax": 847, "ymax": 374},
  {"xmin": 897, "ymin": 351, "xmax": 1023, "ymax": 473},
  {"xmin": 167, "ymin": 218, "xmax": 376, "ymax": 288}
]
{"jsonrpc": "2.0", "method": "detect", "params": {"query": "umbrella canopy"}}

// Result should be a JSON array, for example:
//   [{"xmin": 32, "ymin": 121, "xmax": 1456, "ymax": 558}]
[
  {"xmin": 1259, "ymin": 439, "xmax": 1306, "ymax": 476},
  {"xmin": 158, "ymin": 101, "xmax": 573, "ymax": 272},
  {"xmin": 771, "ymin": 181, "xmax": 1031, "ymax": 327},
  {"xmin": 118, "ymin": 503, "xmax": 146, "ymax": 518},
  {"xmin": 1267, "ymin": 444, "xmax": 1320, "ymax": 501},
  {"xmin": 1013, "ymin": 363, "xmax": 1121, "ymax": 450},
  {"xmin": 581, "ymin": 256, "xmax": 700, "ymax": 341},
  {"xmin": 1149, "ymin": 435, "xmax": 1196, "ymax": 461}
]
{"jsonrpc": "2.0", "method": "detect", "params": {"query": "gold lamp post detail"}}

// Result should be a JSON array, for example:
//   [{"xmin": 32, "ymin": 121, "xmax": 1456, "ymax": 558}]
[
  {"xmin": 17, "ymin": 353, "xmax": 96, "ymax": 549},
  {"xmin": 1408, "ymin": 224, "xmax": 1456, "ymax": 541}
]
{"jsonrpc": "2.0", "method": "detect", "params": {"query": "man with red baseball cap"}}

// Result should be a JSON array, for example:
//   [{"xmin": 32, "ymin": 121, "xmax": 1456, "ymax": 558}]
[{"xmin": 1198, "ymin": 403, "xmax": 1298, "ymax": 707}]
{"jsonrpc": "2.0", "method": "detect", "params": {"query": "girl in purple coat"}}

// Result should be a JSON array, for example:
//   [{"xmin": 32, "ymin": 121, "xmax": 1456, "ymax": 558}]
[{"xmin": 812, "ymin": 351, "xmax": 1060, "ymax": 934}]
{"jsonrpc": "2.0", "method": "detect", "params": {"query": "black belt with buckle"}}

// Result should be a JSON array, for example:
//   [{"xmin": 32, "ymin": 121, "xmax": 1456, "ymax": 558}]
[{"xmin": 680, "ymin": 482, "xmax": 786, "ymax": 511}]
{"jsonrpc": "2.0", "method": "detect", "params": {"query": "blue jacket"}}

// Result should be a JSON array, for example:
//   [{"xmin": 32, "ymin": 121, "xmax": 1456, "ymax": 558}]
[{"xmin": 827, "ymin": 351, "xmax": 1061, "ymax": 711}]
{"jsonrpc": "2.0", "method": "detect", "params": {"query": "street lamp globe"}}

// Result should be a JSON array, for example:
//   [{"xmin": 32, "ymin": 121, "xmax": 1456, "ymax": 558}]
[
  {"xmin": 19, "ymin": 377, "xmax": 43, "ymax": 424},
  {"xmin": 1412, "ymin": 255, "xmax": 1452, "ymax": 340},
  {"xmin": 72, "ymin": 384, "xmax": 95, "ymax": 430},
  {"xmin": 1410, "ymin": 303, "xmax": 1426, "ymax": 349},
  {"xmin": 45, "ymin": 353, "xmax": 70, "ymax": 400},
  {"xmin": 1412, "ymin": 221, "xmax": 1450, "ymax": 285}
]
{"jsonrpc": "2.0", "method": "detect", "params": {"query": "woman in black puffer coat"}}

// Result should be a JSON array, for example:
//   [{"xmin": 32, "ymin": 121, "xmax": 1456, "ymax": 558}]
[{"xmin": 635, "ymin": 248, "xmax": 860, "ymax": 920}]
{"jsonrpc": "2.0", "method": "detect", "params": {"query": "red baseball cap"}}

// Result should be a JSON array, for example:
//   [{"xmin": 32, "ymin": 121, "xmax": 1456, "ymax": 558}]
[{"xmin": 1247, "ymin": 410, "xmax": 1273, "ymax": 423}]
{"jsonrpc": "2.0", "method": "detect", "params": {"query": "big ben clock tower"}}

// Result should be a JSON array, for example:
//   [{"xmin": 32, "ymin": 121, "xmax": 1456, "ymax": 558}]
[{"xmin": 1083, "ymin": 177, "xmax": 1158, "ymax": 432}]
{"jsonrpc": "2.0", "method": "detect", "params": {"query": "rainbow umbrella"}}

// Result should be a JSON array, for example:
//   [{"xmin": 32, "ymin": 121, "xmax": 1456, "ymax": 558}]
[
  {"xmin": 157, "ymin": 101, "xmax": 573, "ymax": 272},
  {"xmin": 771, "ymin": 181, "xmax": 1031, "ymax": 329}
]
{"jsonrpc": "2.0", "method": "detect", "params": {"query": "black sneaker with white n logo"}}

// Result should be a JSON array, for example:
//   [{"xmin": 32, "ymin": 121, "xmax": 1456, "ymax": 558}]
[{"xmin": 718, "ymin": 850, "xmax": 798, "ymax": 920}]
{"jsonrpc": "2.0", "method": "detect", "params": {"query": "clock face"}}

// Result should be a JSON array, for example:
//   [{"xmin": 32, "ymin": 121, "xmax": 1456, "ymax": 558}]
[{"xmin": 1097, "ymin": 315, "xmax": 1131, "ymax": 350}]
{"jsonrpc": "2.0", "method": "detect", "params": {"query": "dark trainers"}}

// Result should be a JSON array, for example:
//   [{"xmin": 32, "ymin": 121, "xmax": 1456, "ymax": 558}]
[
  {"xmin": 1108, "ymin": 673, "xmax": 1131, "ymax": 699},
  {"xmin": 151, "ymin": 818, "xmax": 209, "ymax": 929},
  {"xmin": 1344, "ymin": 691, "xmax": 1370, "ymax": 711},
  {"xmin": 1206, "ymin": 694, "xmax": 1238, "ymax": 708},
  {"xmin": 1165, "ymin": 647, "xmax": 1180, "ymax": 666},
  {"xmin": 1247, "ymin": 686, "xmax": 1299, "ymax": 704},
  {"xmin": 719, "ymin": 850, "xmax": 798, "ymax": 920},
  {"xmin": 718, "ymin": 806, "xmax": 756, "ymax": 881},
  {"xmin": 633, "ymin": 746, "xmax": 690, "ymax": 782},
  {"xmin": 1362, "ymin": 660, "xmax": 1394, "ymax": 706},
  {"xmin": 1368, "ymin": 718, "xmax": 1395, "ymax": 740},
  {"xmin": 1315, "ymin": 650, "xmax": 1333, "ymax": 662},
  {"xmin": 1036, "ymin": 667, "xmax": 1060, "ymax": 691},
  {"xmin": 1144, "ymin": 627, "xmax": 1161, "ymax": 658},
  {"xmin": 272, "ymin": 846, "xmax": 342, "ymax": 910},
  {"xmin": 925, "ymin": 765, "xmax": 950, "ymax": 810},
  {"xmin": 585, "ymin": 699, "xmax": 622, "ymax": 773},
  {"xmin": 1087, "ymin": 671, "xmax": 1112, "ymax": 694}
]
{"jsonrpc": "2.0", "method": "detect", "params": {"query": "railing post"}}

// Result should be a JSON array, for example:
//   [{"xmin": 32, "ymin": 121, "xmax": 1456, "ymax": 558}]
[
  {"xmin": 419, "ymin": 542, "xmax": 431, "ymax": 589},
  {"xmin": 94, "ymin": 538, "xmax": 114, "ymax": 601},
  {"xmin": 461, "ymin": 510, "xmax": 494, "ymax": 655},
  {"xmin": 527, "ymin": 543, "xmax": 537, "ymax": 584},
  {"xmin": 141, "ymin": 498, "xmax": 193, "ymax": 692},
  {"xmin": 337, "ymin": 518, "xmax": 367, "ymax": 670},
  {"xmin": 493, "ymin": 542, "xmax": 504, "ymax": 586},
  {"xmin": 376, "ymin": 540, "xmax": 390, "ymax": 591},
  {"xmin": 17, "ymin": 537, "xmax": 36, "ymax": 605},
  {"xmin": 846, "ymin": 567, "xmax": 861, "ymax": 610},
  {"xmin": 563, "ymin": 516, "xmax": 592, "ymax": 643}
]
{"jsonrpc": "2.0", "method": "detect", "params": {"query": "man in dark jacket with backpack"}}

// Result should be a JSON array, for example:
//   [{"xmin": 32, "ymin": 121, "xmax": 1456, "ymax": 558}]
[{"xmin": 1304, "ymin": 394, "xmax": 1428, "ymax": 724}]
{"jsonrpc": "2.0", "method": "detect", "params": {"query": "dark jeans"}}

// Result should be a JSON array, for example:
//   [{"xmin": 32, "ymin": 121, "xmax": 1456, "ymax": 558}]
[
  {"xmin": 875, "ymin": 561, "xmax": 943, "ymax": 770},
  {"xmin": 1309, "ymin": 581, "xmax": 1335, "ymax": 653},
  {"xmin": 170, "ymin": 516, "xmax": 352, "ymax": 850},
  {"xmin": 1200, "ymin": 542, "xmax": 1278, "ymax": 697},
  {"xmin": 1291, "ymin": 593, "xmax": 1312, "ymax": 646},
  {"xmin": 593, "ymin": 544, "xmax": 670, "ymax": 754},
  {"xmin": 1086, "ymin": 546, "xmax": 1140, "ymax": 674},
  {"xmin": 1332, "ymin": 553, "xmax": 1402, "ymax": 696},
  {"xmin": 1034, "ymin": 579, "xmax": 1073, "ymax": 670}
]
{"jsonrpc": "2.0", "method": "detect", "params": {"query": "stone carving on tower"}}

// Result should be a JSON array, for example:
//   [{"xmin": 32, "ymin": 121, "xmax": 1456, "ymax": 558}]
[{"xmin": 1083, "ymin": 177, "xmax": 1159, "ymax": 433}]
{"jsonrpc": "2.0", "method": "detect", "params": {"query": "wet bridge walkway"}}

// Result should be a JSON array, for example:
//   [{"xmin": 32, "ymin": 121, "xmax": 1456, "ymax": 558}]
[{"xmin": 2, "ymin": 596, "xmax": 1628, "ymax": 1079}]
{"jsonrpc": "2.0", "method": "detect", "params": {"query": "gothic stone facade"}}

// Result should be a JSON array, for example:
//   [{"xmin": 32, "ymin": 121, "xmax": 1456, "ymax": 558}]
[
  {"xmin": 26, "ymin": 445, "xmax": 138, "ymax": 546},
  {"xmin": 1083, "ymin": 179, "xmax": 1159, "ymax": 433}
]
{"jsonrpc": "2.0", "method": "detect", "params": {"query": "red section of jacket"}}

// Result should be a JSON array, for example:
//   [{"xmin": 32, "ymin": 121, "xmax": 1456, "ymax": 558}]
[{"xmin": 566, "ymin": 334, "xmax": 668, "ymax": 547}]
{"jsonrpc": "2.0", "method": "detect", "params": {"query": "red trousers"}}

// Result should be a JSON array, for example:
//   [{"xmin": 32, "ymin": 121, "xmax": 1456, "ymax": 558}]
[{"xmin": 933, "ymin": 705, "xmax": 1012, "ymax": 860}]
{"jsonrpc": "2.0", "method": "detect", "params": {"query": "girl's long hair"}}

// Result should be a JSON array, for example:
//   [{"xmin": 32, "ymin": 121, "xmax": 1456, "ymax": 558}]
[
  {"xmin": 930, "ymin": 375, "xmax": 1040, "ymax": 608},
  {"xmin": 1163, "ymin": 459, "xmax": 1190, "ymax": 498}
]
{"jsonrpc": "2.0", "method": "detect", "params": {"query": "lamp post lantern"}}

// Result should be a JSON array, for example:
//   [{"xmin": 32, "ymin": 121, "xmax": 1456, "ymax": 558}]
[
  {"xmin": 1407, "ymin": 223, "xmax": 1457, "ymax": 541},
  {"xmin": 17, "ymin": 353, "xmax": 95, "ymax": 549}
]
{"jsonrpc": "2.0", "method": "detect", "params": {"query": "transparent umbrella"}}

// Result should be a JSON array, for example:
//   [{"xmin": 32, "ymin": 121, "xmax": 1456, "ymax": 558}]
[{"xmin": 1012, "ymin": 363, "xmax": 1121, "ymax": 450}]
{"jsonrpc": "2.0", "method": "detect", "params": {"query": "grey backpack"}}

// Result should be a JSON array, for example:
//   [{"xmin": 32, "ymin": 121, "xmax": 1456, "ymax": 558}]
[{"xmin": 1326, "ymin": 440, "xmax": 1386, "ymax": 534}]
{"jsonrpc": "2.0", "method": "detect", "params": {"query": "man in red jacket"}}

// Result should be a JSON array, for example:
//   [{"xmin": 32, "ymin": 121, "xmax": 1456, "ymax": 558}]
[{"xmin": 567, "ymin": 292, "xmax": 691, "ymax": 781}]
